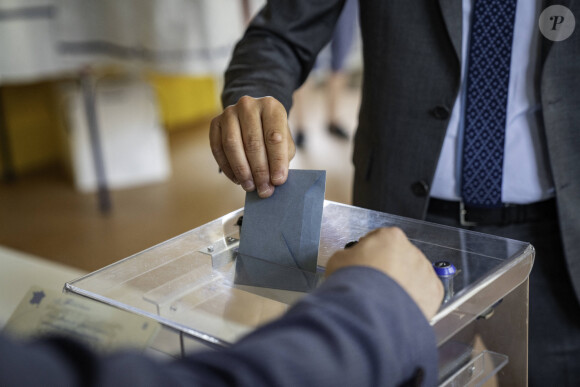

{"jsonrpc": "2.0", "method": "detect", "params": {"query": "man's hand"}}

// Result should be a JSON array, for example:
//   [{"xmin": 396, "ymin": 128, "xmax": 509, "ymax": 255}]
[
  {"xmin": 210, "ymin": 96, "xmax": 296, "ymax": 198},
  {"xmin": 325, "ymin": 227, "xmax": 444, "ymax": 320}
]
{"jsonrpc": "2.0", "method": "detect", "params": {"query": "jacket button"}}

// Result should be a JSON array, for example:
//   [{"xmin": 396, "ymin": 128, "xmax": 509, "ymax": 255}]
[
  {"xmin": 411, "ymin": 180, "xmax": 429, "ymax": 197},
  {"xmin": 430, "ymin": 105, "xmax": 450, "ymax": 120}
]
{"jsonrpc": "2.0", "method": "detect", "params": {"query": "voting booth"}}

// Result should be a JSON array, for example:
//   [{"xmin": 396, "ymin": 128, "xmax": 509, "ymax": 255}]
[{"xmin": 65, "ymin": 201, "xmax": 533, "ymax": 386}]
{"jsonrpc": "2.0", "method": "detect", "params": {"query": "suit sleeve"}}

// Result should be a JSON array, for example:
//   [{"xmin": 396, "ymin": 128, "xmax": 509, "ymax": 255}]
[
  {"xmin": 0, "ymin": 267, "xmax": 438, "ymax": 387},
  {"xmin": 222, "ymin": 0, "xmax": 347, "ymax": 112}
]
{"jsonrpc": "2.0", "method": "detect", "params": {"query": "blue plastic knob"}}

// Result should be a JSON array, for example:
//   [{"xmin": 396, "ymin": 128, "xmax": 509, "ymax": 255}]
[{"xmin": 433, "ymin": 260, "xmax": 457, "ymax": 278}]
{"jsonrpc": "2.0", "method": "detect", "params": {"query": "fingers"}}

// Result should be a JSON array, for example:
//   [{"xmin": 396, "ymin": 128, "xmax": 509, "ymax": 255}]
[
  {"xmin": 413, "ymin": 255, "xmax": 445, "ymax": 319},
  {"xmin": 262, "ymin": 99, "xmax": 292, "ymax": 186},
  {"xmin": 209, "ymin": 96, "xmax": 293, "ymax": 198},
  {"xmin": 210, "ymin": 113, "xmax": 241, "ymax": 185},
  {"xmin": 237, "ymin": 97, "xmax": 273, "ymax": 197},
  {"xmin": 325, "ymin": 227, "xmax": 444, "ymax": 320}
]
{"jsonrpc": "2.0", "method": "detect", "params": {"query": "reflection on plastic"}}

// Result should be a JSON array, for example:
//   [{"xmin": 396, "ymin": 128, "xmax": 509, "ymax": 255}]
[{"xmin": 440, "ymin": 350, "xmax": 508, "ymax": 387}]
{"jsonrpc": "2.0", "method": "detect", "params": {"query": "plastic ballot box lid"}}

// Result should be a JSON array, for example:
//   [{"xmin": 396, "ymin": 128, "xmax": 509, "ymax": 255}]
[{"xmin": 65, "ymin": 201, "xmax": 533, "ymax": 352}]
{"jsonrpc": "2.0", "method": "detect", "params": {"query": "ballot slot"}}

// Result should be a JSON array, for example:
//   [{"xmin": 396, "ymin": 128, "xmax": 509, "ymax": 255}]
[
  {"xmin": 233, "ymin": 251, "xmax": 324, "ymax": 293},
  {"xmin": 198, "ymin": 235, "xmax": 240, "ymax": 269}
]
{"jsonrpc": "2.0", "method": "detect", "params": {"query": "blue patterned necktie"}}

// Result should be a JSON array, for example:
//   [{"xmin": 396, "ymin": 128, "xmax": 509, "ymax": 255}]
[{"xmin": 461, "ymin": 0, "xmax": 518, "ymax": 208}]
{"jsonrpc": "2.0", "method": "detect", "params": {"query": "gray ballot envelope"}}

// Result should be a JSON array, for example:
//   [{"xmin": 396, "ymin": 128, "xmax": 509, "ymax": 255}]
[{"xmin": 235, "ymin": 169, "xmax": 326, "ymax": 291}]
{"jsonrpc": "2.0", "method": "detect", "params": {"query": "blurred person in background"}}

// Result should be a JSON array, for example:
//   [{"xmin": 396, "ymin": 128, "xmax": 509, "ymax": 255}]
[{"xmin": 292, "ymin": 0, "xmax": 359, "ymax": 148}]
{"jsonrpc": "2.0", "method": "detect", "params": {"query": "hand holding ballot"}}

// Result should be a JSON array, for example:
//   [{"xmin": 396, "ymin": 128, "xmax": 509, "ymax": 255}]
[{"xmin": 209, "ymin": 96, "xmax": 295, "ymax": 198}]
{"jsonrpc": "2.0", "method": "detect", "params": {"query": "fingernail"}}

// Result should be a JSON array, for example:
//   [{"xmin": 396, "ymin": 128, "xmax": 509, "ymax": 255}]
[
  {"xmin": 258, "ymin": 184, "xmax": 273, "ymax": 197},
  {"xmin": 271, "ymin": 172, "xmax": 284, "ymax": 183},
  {"xmin": 242, "ymin": 180, "xmax": 255, "ymax": 191}
]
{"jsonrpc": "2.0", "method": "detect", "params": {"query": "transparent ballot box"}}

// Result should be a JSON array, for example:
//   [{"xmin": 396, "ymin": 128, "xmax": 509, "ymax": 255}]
[{"xmin": 65, "ymin": 201, "xmax": 533, "ymax": 386}]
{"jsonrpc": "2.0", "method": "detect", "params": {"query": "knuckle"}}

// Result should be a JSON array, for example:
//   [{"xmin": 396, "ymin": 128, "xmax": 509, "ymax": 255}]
[
  {"xmin": 210, "ymin": 144, "xmax": 224, "ymax": 157},
  {"xmin": 222, "ymin": 132, "xmax": 240, "ymax": 152},
  {"xmin": 252, "ymin": 164, "xmax": 270, "ymax": 179},
  {"xmin": 376, "ymin": 227, "xmax": 392, "ymax": 237},
  {"xmin": 244, "ymin": 134, "xmax": 264, "ymax": 153},
  {"xmin": 269, "ymin": 153, "xmax": 286, "ymax": 165},
  {"xmin": 373, "ymin": 227, "xmax": 406, "ymax": 246},
  {"xmin": 265, "ymin": 129, "xmax": 284, "ymax": 146},
  {"xmin": 267, "ymin": 95, "xmax": 284, "ymax": 107},
  {"xmin": 389, "ymin": 227, "xmax": 406, "ymax": 239},
  {"xmin": 209, "ymin": 117, "xmax": 222, "ymax": 140},
  {"xmin": 223, "ymin": 105, "xmax": 237, "ymax": 118},
  {"xmin": 260, "ymin": 96, "xmax": 278, "ymax": 108},
  {"xmin": 261, "ymin": 97, "xmax": 286, "ymax": 117},
  {"xmin": 238, "ymin": 95, "xmax": 256, "ymax": 109},
  {"xmin": 232, "ymin": 164, "xmax": 251, "ymax": 178},
  {"xmin": 210, "ymin": 116, "xmax": 220, "ymax": 129}
]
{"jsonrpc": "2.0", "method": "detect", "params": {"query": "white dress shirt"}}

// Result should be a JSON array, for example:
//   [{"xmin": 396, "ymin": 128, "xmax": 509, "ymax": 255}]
[{"xmin": 430, "ymin": 0, "xmax": 555, "ymax": 204}]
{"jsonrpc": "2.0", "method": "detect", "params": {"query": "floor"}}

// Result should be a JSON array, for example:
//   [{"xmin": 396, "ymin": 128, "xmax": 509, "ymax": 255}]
[{"xmin": 0, "ymin": 80, "xmax": 360, "ymax": 273}]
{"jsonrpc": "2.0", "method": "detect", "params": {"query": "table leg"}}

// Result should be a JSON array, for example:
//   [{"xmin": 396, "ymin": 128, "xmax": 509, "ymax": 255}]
[{"xmin": 80, "ymin": 70, "xmax": 112, "ymax": 214}]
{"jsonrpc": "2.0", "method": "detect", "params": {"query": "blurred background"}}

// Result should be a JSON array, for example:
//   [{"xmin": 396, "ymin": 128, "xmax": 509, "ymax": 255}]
[{"xmin": 0, "ymin": 0, "xmax": 362, "ymax": 281}]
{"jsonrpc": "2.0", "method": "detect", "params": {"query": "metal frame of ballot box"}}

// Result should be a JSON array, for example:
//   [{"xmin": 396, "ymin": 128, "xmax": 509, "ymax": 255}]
[{"xmin": 65, "ymin": 201, "xmax": 534, "ymax": 386}]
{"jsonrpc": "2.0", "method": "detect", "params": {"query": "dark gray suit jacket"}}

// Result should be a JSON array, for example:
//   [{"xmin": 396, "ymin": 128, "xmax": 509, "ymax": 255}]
[{"xmin": 223, "ymin": 0, "xmax": 580, "ymax": 302}]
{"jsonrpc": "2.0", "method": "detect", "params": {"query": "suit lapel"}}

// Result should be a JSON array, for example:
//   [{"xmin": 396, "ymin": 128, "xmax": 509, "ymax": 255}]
[{"xmin": 438, "ymin": 0, "xmax": 462, "ymax": 60}]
